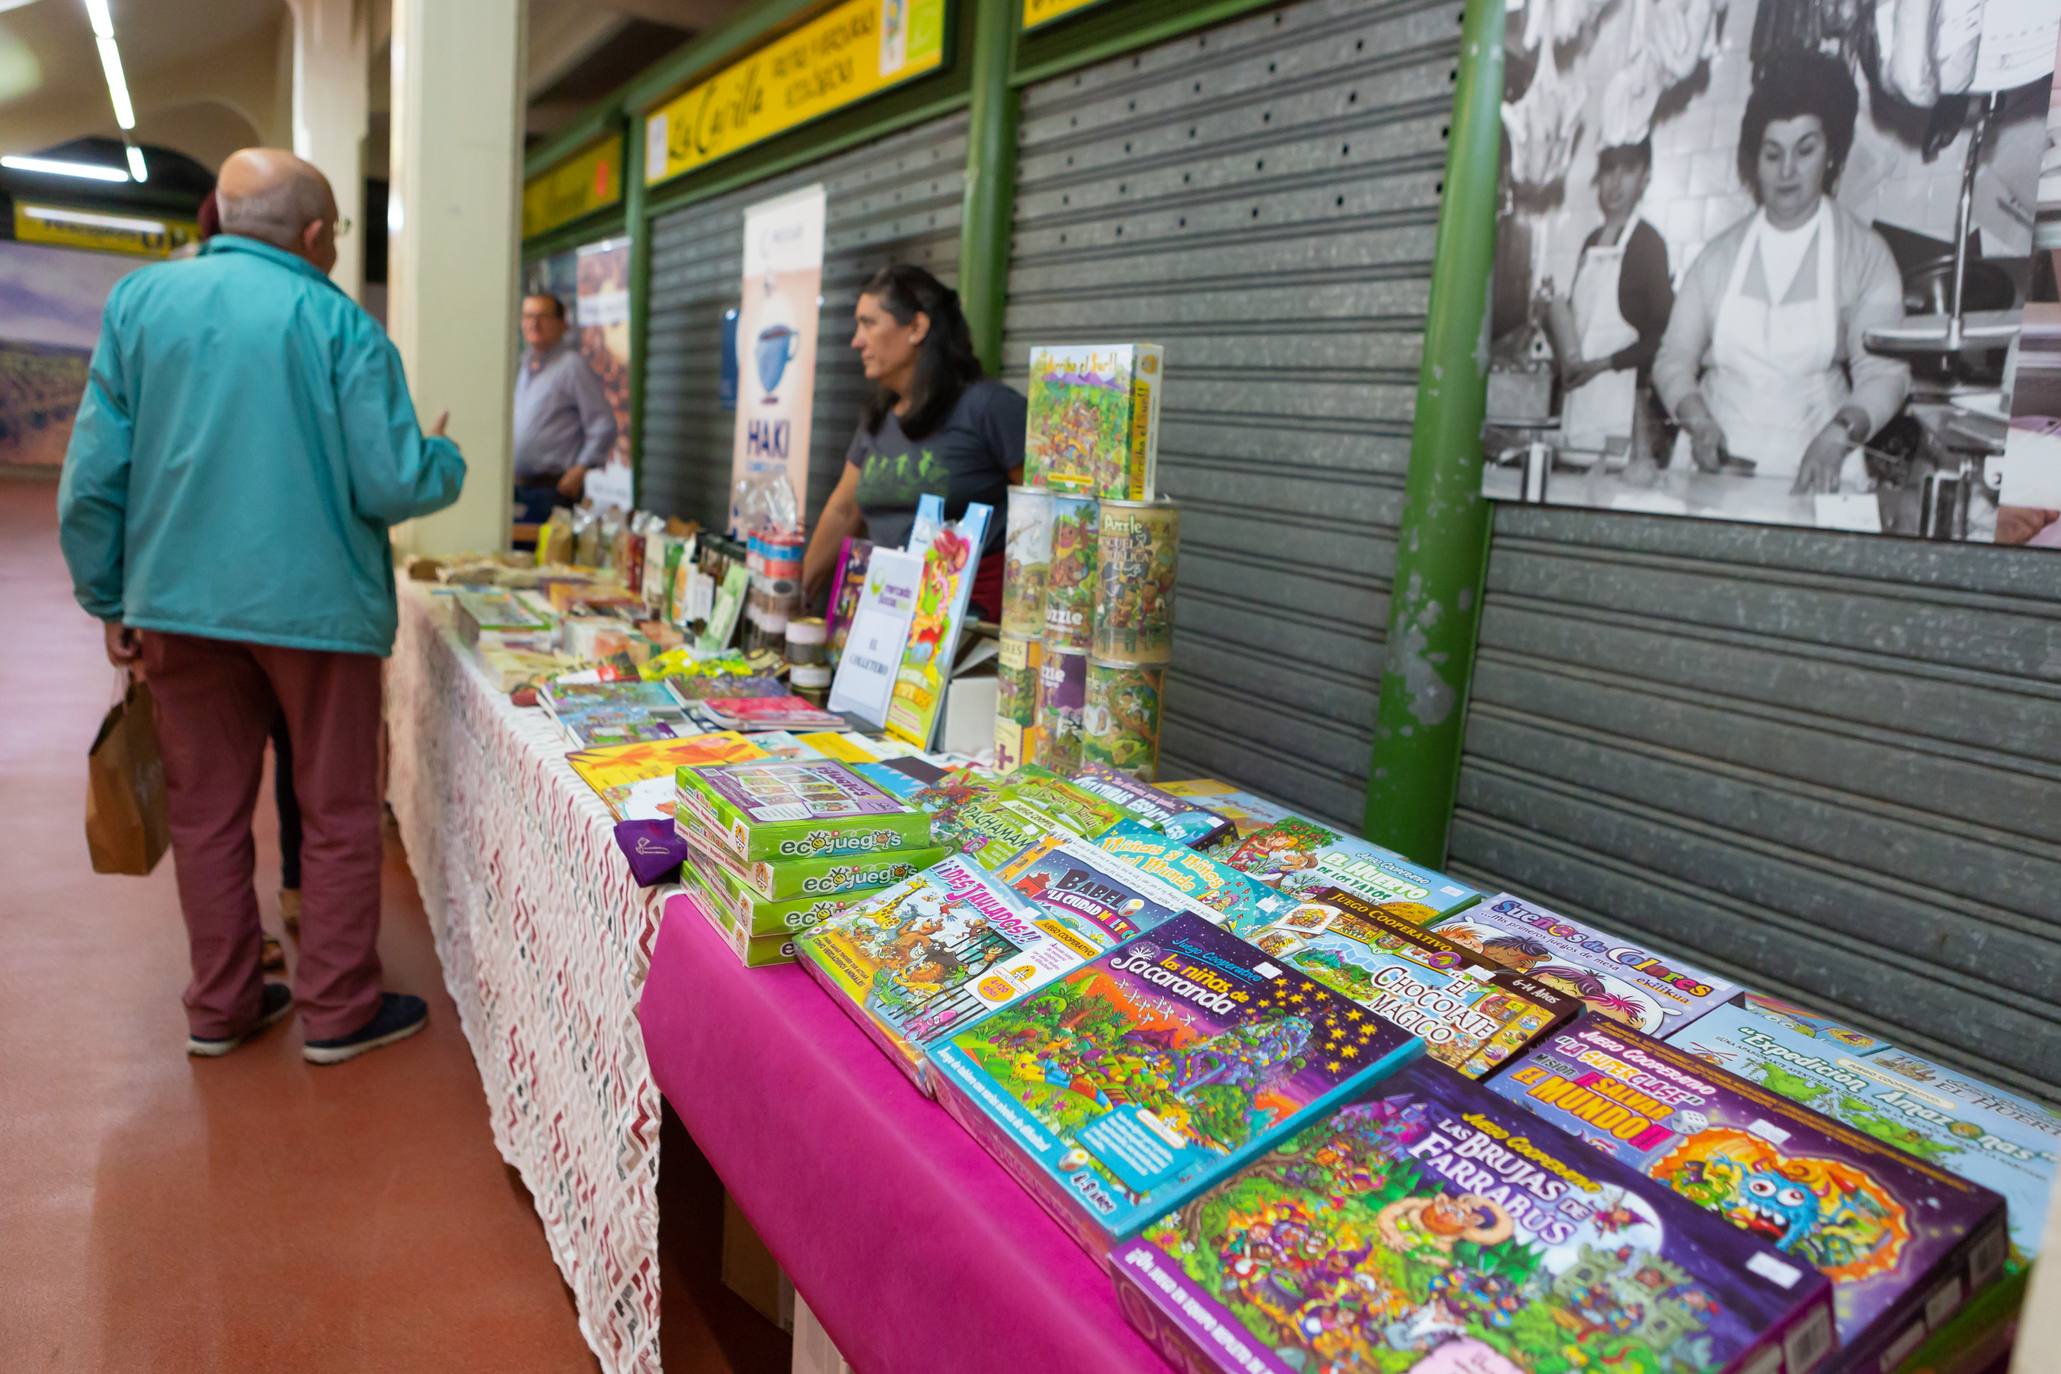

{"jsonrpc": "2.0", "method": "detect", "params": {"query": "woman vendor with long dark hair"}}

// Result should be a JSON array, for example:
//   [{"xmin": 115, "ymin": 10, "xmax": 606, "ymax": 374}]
[{"xmin": 801, "ymin": 264, "xmax": 1024, "ymax": 616}]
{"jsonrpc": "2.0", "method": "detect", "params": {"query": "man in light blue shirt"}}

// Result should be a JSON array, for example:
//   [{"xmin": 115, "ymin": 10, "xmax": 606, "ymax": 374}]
[
  {"xmin": 512, "ymin": 292, "xmax": 617, "ymax": 524},
  {"xmin": 58, "ymin": 148, "xmax": 463, "ymax": 1064}
]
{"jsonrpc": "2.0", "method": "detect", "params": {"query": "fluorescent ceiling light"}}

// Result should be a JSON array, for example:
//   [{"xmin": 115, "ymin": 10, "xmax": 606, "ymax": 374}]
[
  {"xmin": 0, "ymin": 154, "xmax": 131, "ymax": 182},
  {"xmin": 96, "ymin": 36, "xmax": 132, "ymax": 130},
  {"xmin": 23, "ymin": 205, "xmax": 165, "ymax": 233},
  {"xmin": 125, "ymin": 145, "xmax": 145, "ymax": 182},
  {"xmin": 83, "ymin": 0, "xmax": 113, "ymax": 39}
]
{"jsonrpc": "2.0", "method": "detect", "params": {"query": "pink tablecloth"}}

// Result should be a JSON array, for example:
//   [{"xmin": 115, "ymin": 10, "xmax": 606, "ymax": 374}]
[{"xmin": 639, "ymin": 894, "xmax": 1169, "ymax": 1374}]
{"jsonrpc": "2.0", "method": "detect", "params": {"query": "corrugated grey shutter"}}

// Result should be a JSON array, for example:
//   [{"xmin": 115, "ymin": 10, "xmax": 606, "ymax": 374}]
[
  {"xmin": 1451, "ymin": 510, "xmax": 2061, "ymax": 1101},
  {"xmin": 1004, "ymin": 0, "xmax": 1461, "ymax": 828},
  {"xmin": 642, "ymin": 112, "xmax": 970, "ymax": 529}
]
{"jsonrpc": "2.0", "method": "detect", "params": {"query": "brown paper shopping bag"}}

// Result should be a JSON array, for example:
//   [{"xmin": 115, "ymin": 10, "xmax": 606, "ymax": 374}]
[{"xmin": 85, "ymin": 674, "xmax": 171, "ymax": 875}]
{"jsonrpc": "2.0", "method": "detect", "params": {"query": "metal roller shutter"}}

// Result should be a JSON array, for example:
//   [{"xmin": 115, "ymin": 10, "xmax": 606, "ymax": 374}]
[
  {"xmin": 641, "ymin": 112, "xmax": 970, "ymax": 529},
  {"xmin": 1004, "ymin": 0, "xmax": 1462, "ymax": 828},
  {"xmin": 1451, "ymin": 509, "xmax": 2061, "ymax": 1101}
]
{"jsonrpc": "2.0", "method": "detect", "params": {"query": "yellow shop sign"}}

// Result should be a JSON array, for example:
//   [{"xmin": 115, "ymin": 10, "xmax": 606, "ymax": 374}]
[
  {"xmin": 644, "ymin": 0, "xmax": 946, "ymax": 186},
  {"xmin": 13, "ymin": 203, "xmax": 198, "ymax": 258},
  {"xmin": 1021, "ymin": 0, "xmax": 1108, "ymax": 30},
  {"xmin": 522, "ymin": 136, "xmax": 624, "ymax": 240}
]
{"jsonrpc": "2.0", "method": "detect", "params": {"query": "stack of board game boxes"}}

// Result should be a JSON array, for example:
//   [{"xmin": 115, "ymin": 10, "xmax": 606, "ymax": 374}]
[
  {"xmin": 764, "ymin": 766, "xmax": 2051, "ymax": 1374},
  {"xmin": 673, "ymin": 758, "xmax": 947, "ymax": 966}
]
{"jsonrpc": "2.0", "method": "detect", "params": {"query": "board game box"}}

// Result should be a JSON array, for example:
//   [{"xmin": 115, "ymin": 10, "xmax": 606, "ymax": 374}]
[
  {"xmin": 1024, "ymin": 343, "xmax": 1163, "ymax": 498},
  {"xmin": 1154, "ymin": 779, "xmax": 1298, "ymax": 847},
  {"xmin": 1669, "ymin": 995, "xmax": 2060, "ymax": 1270},
  {"xmin": 675, "ymin": 759, "xmax": 934, "ymax": 862},
  {"xmin": 1087, "ymin": 820, "xmax": 1295, "ymax": 933},
  {"xmin": 566, "ymin": 731, "xmax": 765, "ymax": 822},
  {"xmin": 1434, "ymin": 893, "xmax": 1739, "ymax": 1037},
  {"xmin": 1232, "ymin": 884, "xmax": 1582, "ymax": 1080},
  {"xmin": 795, "ymin": 854, "xmax": 1105, "ymax": 1089},
  {"xmin": 849, "ymin": 756, "xmax": 951, "ymax": 801},
  {"xmin": 1069, "ymin": 763, "xmax": 1234, "ymax": 850},
  {"xmin": 1223, "ymin": 818, "xmax": 1481, "ymax": 922},
  {"xmin": 940, "ymin": 766, "xmax": 1144, "ymax": 867},
  {"xmin": 927, "ymin": 913, "xmax": 1424, "ymax": 1261},
  {"xmin": 676, "ymin": 808, "xmax": 946, "ymax": 901},
  {"xmin": 1114, "ymin": 1057, "xmax": 1839, "ymax": 1374},
  {"xmin": 1488, "ymin": 1022, "xmax": 2010, "ymax": 1373},
  {"xmin": 989, "ymin": 831, "xmax": 1228, "ymax": 947},
  {"xmin": 682, "ymin": 847, "xmax": 885, "ymax": 938},
  {"xmin": 543, "ymin": 678, "xmax": 695, "ymax": 748},
  {"xmin": 684, "ymin": 866, "xmax": 803, "ymax": 968}
]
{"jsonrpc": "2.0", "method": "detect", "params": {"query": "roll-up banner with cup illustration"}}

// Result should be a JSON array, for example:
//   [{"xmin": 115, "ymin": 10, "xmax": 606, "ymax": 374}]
[{"xmin": 730, "ymin": 184, "xmax": 825, "ymax": 531}]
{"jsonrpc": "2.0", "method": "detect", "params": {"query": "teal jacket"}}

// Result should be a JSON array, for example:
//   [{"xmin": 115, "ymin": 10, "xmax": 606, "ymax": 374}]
[{"xmin": 58, "ymin": 235, "xmax": 465, "ymax": 657}]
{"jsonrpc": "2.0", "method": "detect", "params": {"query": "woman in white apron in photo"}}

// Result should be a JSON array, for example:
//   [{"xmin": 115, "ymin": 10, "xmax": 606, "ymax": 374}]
[
  {"xmin": 1652, "ymin": 50, "xmax": 1909, "ymax": 495},
  {"xmin": 1558, "ymin": 139, "xmax": 1673, "ymax": 459}
]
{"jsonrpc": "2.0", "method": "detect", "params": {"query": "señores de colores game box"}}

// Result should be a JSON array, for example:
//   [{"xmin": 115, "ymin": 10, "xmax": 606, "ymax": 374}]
[
  {"xmin": 1234, "ymin": 884, "xmax": 1582, "ymax": 1081},
  {"xmin": 1487, "ymin": 1023, "xmax": 2008, "ymax": 1374},
  {"xmin": 1114, "ymin": 1058, "xmax": 1838, "ymax": 1374},
  {"xmin": 1669, "ymin": 995, "xmax": 2060, "ymax": 1272},
  {"xmin": 1433, "ymin": 893, "xmax": 1739, "ymax": 1038},
  {"xmin": 927, "ymin": 913, "xmax": 1423, "ymax": 1263},
  {"xmin": 1223, "ymin": 818, "xmax": 1480, "ymax": 922},
  {"xmin": 674, "ymin": 759, "xmax": 933, "ymax": 863}
]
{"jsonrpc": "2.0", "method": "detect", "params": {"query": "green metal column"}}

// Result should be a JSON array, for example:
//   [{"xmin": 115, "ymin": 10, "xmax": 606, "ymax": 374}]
[
  {"xmin": 1362, "ymin": 0, "xmax": 1506, "ymax": 866},
  {"xmin": 625, "ymin": 119, "xmax": 651, "ymax": 508},
  {"xmin": 957, "ymin": 0, "xmax": 1020, "ymax": 376}
]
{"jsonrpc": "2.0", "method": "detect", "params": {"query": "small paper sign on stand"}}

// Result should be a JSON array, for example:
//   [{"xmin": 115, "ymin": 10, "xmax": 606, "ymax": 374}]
[{"xmin": 827, "ymin": 547, "xmax": 922, "ymax": 727}]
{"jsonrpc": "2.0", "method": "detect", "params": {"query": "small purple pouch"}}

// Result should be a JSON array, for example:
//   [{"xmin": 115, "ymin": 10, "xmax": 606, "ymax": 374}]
[{"xmin": 614, "ymin": 819, "xmax": 687, "ymax": 887}]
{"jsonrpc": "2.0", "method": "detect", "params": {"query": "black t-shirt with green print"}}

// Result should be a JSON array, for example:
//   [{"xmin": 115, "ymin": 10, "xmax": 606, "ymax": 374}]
[{"xmin": 846, "ymin": 379, "xmax": 1025, "ymax": 555}]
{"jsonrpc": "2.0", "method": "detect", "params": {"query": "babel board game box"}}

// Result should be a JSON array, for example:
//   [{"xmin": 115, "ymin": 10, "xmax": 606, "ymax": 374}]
[
  {"xmin": 1223, "ymin": 817, "xmax": 1481, "ymax": 922},
  {"xmin": 1232, "ymin": 883, "xmax": 1583, "ymax": 1080},
  {"xmin": 1114, "ymin": 1057, "xmax": 1839, "ymax": 1374},
  {"xmin": 796, "ymin": 853, "xmax": 1104, "ymax": 1090},
  {"xmin": 675, "ymin": 758, "xmax": 934, "ymax": 862},
  {"xmin": 927, "ymin": 912, "xmax": 1423, "ymax": 1263},
  {"xmin": 990, "ymin": 831, "xmax": 1230, "ymax": 948},
  {"xmin": 1069, "ymin": 763, "xmax": 1234, "ymax": 851},
  {"xmin": 1089, "ymin": 821, "xmax": 1296, "ymax": 933},
  {"xmin": 677, "ymin": 807, "xmax": 947, "ymax": 900},
  {"xmin": 1434, "ymin": 893, "xmax": 1739, "ymax": 1038},
  {"xmin": 1669, "ymin": 995, "xmax": 2060, "ymax": 1271},
  {"xmin": 682, "ymin": 847, "xmax": 886, "ymax": 939},
  {"xmin": 1488, "ymin": 1022, "xmax": 2010, "ymax": 1374}
]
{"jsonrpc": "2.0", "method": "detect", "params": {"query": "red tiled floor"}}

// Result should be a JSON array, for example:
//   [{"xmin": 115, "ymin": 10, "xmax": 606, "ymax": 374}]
[{"xmin": 0, "ymin": 476, "xmax": 784, "ymax": 1372}]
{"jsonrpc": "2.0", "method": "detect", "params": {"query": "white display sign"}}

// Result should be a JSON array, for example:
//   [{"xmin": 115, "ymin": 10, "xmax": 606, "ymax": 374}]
[{"xmin": 826, "ymin": 548, "xmax": 921, "ymax": 727}]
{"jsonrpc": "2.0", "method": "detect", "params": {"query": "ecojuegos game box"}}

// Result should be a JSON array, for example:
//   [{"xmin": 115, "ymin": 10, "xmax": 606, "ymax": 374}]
[
  {"xmin": 1223, "ymin": 818, "xmax": 1480, "ymax": 922},
  {"xmin": 675, "ymin": 758, "xmax": 934, "ymax": 862},
  {"xmin": 1233, "ymin": 884, "xmax": 1582, "ymax": 1080},
  {"xmin": 1114, "ymin": 1058, "xmax": 1838, "ymax": 1374},
  {"xmin": 1434, "ymin": 893, "xmax": 1739, "ymax": 1037},
  {"xmin": 677, "ymin": 808, "xmax": 947, "ymax": 900},
  {"xmin": 1488, "ymin": 1022, "xmax": 2009, "ymax": 1374},
  {"xmin": 927, "ymin": 913, "xmax": 1423, "ymax": 1262},
  {"xmin": 1669, "ymin": 994, "xmax": 2060, "ymax": 1271}
]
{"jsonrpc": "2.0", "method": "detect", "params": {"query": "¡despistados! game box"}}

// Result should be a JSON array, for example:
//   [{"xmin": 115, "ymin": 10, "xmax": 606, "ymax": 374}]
[
  {"xmin": 795, "ymin": 854, "xmax": 1102, "ymax": 1089},
  {"xmin": 927, "ymin": 913, "xmax": 1423, "ymax": 1262},
  {"xmin": 1669, "ymin": 994, "xmax": 2061, "ymax": 1271},
  {"xmin": 1234, "ymin": 884, "xmax": 1582, "ymax": 1080},
  {"xmin": 990, "ymin": 831, "xmax": 1227, "ymax": 947},
  {"xmin": 1223, "ymin": 818, "xmax": 1480, "ymax": 922},
  {"xmin": 675, "ymin": 758, "xmax": 934, "ymax": 862},
  {"xmin": 1114, "ymin": 1058, "xmax": 1838, "ymax": 1374},
  {"xmin": 1434, "ymin": 892, "xmax": 1739, "ymax": 1037},
  {"xmin": 1488, "ymin": 1022, "xmax": 2009, "ymax": 1374}
]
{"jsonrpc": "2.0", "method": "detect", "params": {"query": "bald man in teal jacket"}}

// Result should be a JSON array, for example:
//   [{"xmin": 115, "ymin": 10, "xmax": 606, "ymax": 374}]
[{"xmin": 59, "ymin": 148, "xmax": 463, "ymax": 1064}]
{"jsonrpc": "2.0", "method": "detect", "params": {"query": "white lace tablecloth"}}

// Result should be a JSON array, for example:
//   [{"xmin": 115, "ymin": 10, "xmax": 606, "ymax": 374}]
[{"xmin": 386, "ymin": 582, "xmax": 665, "ymax": 1374}]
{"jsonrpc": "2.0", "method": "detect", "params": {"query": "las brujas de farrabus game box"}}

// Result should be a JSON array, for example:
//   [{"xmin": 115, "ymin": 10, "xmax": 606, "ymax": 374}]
[
  {"xmin": 1223, "ymin": 818, "xmax": 1481, "ymax": 923},
  {"xmin": 927, "ymin": 912, "xmax": 1424, "ymax": 1263},
  {"xmin": 1114, "ymin": 1058, "xmax": 1838, "ymax": 1374},
  {"xmin": 1486, "ymin": 1023, "xmax": 2008, "ymax": 1374},
  {"xmin": 796, "ymin": 838, "xmax": 1223, "ymax": 1091},
  {"xmin": 674, "ymin": 758, "xmax": 934, "ymax": 862},
  {"xmin": 1433, "ymin": 893, "xmax": 1739, "ymax": 1038},
  {"xmin": 1231, "ymin": 884, "xmax": 1583, "ymax": 1081},
  {"xmin": 1670, "ymin": 994, "xmax": 2060, "ymax": 1271}
]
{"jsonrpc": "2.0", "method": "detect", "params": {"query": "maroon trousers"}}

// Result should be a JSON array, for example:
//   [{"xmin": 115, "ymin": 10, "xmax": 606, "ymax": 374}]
[{"xmin": 143, "ymin": 632, "xmax": 385, "ymax": 1040}]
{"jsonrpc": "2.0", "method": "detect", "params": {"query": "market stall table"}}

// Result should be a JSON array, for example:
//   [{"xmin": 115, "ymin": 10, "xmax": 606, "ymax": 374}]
[
  {"xmin": 386, "ymin": 582, "xmax": 666, "ymax": 1374},
  {"xmin": 638, "ymin": 892, "xmax": 1169, "ymax": 1374}
]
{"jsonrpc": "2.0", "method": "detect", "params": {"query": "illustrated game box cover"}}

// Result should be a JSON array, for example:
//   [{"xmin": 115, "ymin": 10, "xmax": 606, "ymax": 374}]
[{"xmin": 675, "ymin": 759, "xmax": 933, "ymax": 862}]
